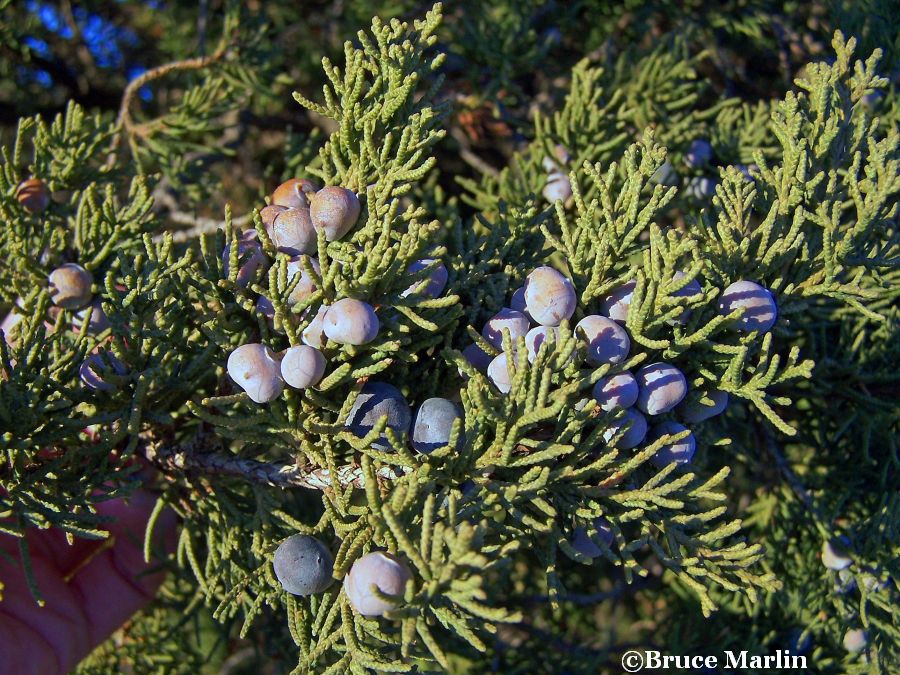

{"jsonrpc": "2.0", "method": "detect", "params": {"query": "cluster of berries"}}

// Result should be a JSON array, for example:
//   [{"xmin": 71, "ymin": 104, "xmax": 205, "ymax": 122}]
[
  {"xmin": 273, "ymin": 534, "xmax": 412, "ymax": 617},
  {"xmin": 226, "ymin": 179, "xmax": 460, "ymax": 452},
  {"xmin": 461, "ymin": 266, "xmax": 778, "ymax": 469},
  {"xmin": 651, "ymin": 138, "xmax": 759, "ymax": 198}
]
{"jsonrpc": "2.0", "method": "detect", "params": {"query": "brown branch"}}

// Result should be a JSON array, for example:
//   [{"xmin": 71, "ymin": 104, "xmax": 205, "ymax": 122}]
[
  {"xmin": 141, "ymin": 435, "xmax": 406, "ymax": 490},
  {"xmin": 107, "ymin": 38, "xmax": 231, "ymax": 166}
]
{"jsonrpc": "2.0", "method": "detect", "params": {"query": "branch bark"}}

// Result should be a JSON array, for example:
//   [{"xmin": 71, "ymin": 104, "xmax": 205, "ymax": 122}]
[{"xmin": 141, "ymin": 435, "xmax": 406, "ymax": 490}]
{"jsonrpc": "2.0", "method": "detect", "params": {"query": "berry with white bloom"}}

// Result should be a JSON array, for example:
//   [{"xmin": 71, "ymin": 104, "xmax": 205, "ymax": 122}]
[
  {"xmin": 272, "ymin": 178, "xmax": 319, "ymax": 209},
  {"xmin": 842, "ymin": 629, "xmax": 867, "ymax": 654},
  {"xmin": 524, "ymin": 266, "xmax": 576, "ymax": 327},
  {"xmin": 717, "ymin": 280, "xmax": 777, "ymax": 333},
  {"xmin": 345, "ymin": 382, "xmax": 411, "ymax": 449},
  {"xmin": 48, "ymin": 263, "xmax": 93, "ymax": 310},
  {"xmin": 273, "ymin": 534, "xmax": 333, "ymax": 596},
  {"xmin": 524, "ymin": 325, "xmax": 559, "ymax": 362},
  {"xmin": 285, "ymin": 256, "xmax": 320, "ymax": 305},
  {"xmin": 482, "ymin": 308, "xmax": 530, "ymax": 349},
  {"xmin": 635, "ymin": 362, "xmax": 687, "ymax": 415},
  {"xmin": 821, "ymin": 538, "xmax": 853, "ymax": 571},
  {"xmin": 310, "ymin": 186, "xmax": 361, "ymax": 241},
  {"xmin": 401, "ymin": 259, "xmax": 448, "ymax": 298},
  {"xmin": 227, "ymin": 343, "xmax": 284, "ymax": 403},
  {"xmin": 570, "ymin": 517, "xmax": 615, "ymax": 558},
  {"xmin": 575, "ymin": 315, "xmax": 630, "ymax": 366},
  {"xmin": 592, "ymin": 372, "xmax": 639, "ymax": 411},
  {"xmin": 411, "ymin": 397, "xmax": 463, "ymax": 454},
  {"xmin": 345, "ymin": 552, "xmax": 412, "ymax": 616},
  {"xmin": 223, "ymin": 231, "xmax": 268, "ymax": 288},
  {"xmin": 80, "ymin": 351, "xmax": 127, "ymax": 392},
  {"xmin": 280, "ymin": 345, "xmax": 326, "ymax": 389},
  {"xmin": 602, "ymin": 408, "xmax": 647, "ymax": 449},
  {"xmin": 323, "ymin": 298, "xmax": 379, "ymax": 345},
  {"xmin": 601, "ymin": 280, "xmax": 636, "ymax": 323},
  {"xmin": 272, "ymin": 207, "xmax": 317, "ymax": 256},
  {"xmin": 678, "ymin": 389, "xmax": 729, "ymax": 423},
  {"xmin": 542, "ymin": 171, "xmax": 572, "ymax": 203},
  {"xmin": 649, "ymin": 421, "xmax": 696, "ymax": 467}
]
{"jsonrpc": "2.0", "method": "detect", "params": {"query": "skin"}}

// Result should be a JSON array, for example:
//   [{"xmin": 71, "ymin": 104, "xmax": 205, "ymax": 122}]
[{"xmin": 0, "ymin": 489, "xmax": 177, "ymax": 674}]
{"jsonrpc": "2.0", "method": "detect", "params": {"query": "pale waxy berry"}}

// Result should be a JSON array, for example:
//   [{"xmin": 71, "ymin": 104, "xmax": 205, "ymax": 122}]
[
  {"xmin": 717, "ymin": 280, "xmax": 777, "ymax": 333},
  {"xmin": 592, "ymin": 372, "xmax": 639, "ymax": 411},
  {"xmin": 223, "ymin": 231, "xmax": 268, "ymax": 288},
  {"xmin": 543, "ymin": 171, "xmax": 572, "ymax": 203},
  {"xmin": 80, "ymin": 351, "xmax": 127, "ymax": 392},
  {"xmin": 272, "ymin": 207, "xmax": 317, "ymax": 256},
  {"xmin": 302, "ymin": 304, "xmax": 328, "ymax": 349},
  {"xmin": 668, "ymin": 271, "xmax": 702, "ymax": 325},
  {"xmin": 601, "ymin": 280, "xmax": 636, "ymax": 323},
  {"xmin": 524, "ymin": 266, "xmax": 576, "ymax": 326},
  {"xmin": 285, "ymin": 256, "xmax": 320, "ymax": 305},
  {"xmin": 678, "ymin": 389, "xmax": 728, "ymax": 423},
  {"xmin": 602, "ymin": 408, "xmax": 647, "ymax": 449},
  {"xmin": 344, "ymin": 552, "xmax": 412, "ymax": 617},
  {"xmin": 48, "ymin": 263, "xmax": 93, "ymax": 310},
  {"xmin": 16, "ymin": 177, "xmax": 51, "ymax": 214},
  {"xmin": 73, "ymin": 299, "xmax": 110, "ymax": 334},
  {"xmin": 272, "ymin": 178, "xmax": 319, "ymax": 209},
  {"xmin": 310, "ymin": 186, "xmax": 360, "ymax": 241},
  {"xmin": 524, "ymin": 325, "xmax": 559, "ymax": 362},
  {"xmin": 649, "ymin": 421, "xmax": 696, "ymax": 467},
  {"xmin": 487, "ymin": 348, "xmax": 524, "ymax": 394},
  {"xmin": 401, "ymin": 259, "xmax": 448, "ymax": 298},
  {"xmin": 345, "ymin": 382, "xmax": 411, "ymax": 450},
  {"xmin": 570, "ymin": 517, "xmax": 614, "ymax": 558},
  {"xmin": 323, "ymin": 298, "xmax": 379, "ymax": 345},
  {"xmin": 509, "ymin": 286, "xmax": 532, "ymax": 319},
  {"xmin": 259, "ymin": 204, "xmax": 287, "ymax": 231},
  {"xmin": 482, "ymin": 308, "xmax": 530, "ymax": 350},
  {"xmin": 575, "ymin": 315, "xmax": 630, "ymax": 366},
  {"xmin": 227, "ymin": 343, "xmax": 284, "ymax": 403},
  {"xmin": 411, "ymin": 397, "xmax": 463, "ymax": 454},
  {"xmin": 843, "ymin": 629, "xmax": 867, "ymax": 654},
  {"xmin": 256, "ymin": 295, "xmax": 277, "ymax": 324},
  {"xmin": 461, "ymin": 343, "xmax": 492, "ymax": 372},
  {"xmin": 273, "ymin": 534, "xmax": 333, "ymax": 596},
  {"xmin": 822, "ymin": 538, "xmax": 853, "ymax": 571},
  {"xmin": 280, "ymin": 345, "xmax": 326, "ymax": 389},
  {"xmin": 635, "ymin": 362, "xmax": 687, "ymax": 415}
]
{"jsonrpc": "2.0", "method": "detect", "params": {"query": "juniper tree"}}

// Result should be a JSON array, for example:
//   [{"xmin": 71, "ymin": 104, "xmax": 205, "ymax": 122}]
[{"xmin": 0, "ymin": 2, "xmax": 897, "ymax": 673}]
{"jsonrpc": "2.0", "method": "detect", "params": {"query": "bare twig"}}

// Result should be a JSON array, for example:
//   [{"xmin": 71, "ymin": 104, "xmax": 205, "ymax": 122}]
[
  {"xmin": 141, "ymin": 435, "xmax": 406, "ymax": 490},
  {"xmin": 449, "ymin": 126, "xmax": 500, "ymax": 177},
  {"xmin": 151, "ymin": 185, "xmax": 252, "ymax": 243}
]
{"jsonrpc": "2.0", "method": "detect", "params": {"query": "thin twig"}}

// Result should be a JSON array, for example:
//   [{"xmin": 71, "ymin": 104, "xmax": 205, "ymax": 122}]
[
  {"xmin": 107, "ymin": 39, "xmax": 231, "ymax": 167},
  {"xmin": 141, "ymin": 435, "xmax": 406, "ymax": 490},
  {"xmin": 151, "ymin": 186, "xmax": 252, "ymax": 243},
  {"xmin": 449, "ymin": 126, "xmax": 500, "ymax": 177}
]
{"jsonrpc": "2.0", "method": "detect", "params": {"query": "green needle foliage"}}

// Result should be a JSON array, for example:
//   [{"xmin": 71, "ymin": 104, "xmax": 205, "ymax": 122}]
[{"xmin": 0, "ymin": 1, "xmax": 896, "ymax": 673}]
